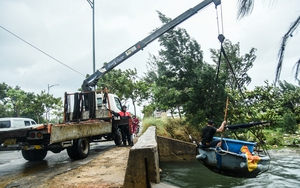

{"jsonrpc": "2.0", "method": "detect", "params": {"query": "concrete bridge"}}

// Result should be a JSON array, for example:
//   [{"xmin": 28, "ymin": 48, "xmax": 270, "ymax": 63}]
[{"xmin": 124, "ymin": 126, "xmax": 197, "ymax": 188}]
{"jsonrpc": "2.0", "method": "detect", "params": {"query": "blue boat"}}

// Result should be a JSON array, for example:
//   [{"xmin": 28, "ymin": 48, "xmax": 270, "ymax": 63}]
[{"xmin": 196, "ymin": 136, "xmax": 270, "ymax": 178}]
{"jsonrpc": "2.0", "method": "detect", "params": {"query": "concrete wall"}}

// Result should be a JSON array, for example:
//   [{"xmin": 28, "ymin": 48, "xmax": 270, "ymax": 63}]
[
  {"xmin": 157, "ymin": 136, "xmax": 197, "ymax": 162},
  {"xmin": 124, "ymin": 126, "xmax": 160, "ymax": 188},
  {"xmin": 124, "ymin": 126, "xmax": 198, "ymax": 188}
]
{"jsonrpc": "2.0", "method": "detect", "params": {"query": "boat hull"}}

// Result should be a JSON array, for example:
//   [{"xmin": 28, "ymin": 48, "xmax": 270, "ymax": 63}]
[{"xmin": 196, "ymin": 137, "xmax": 270, "ymax": 178}]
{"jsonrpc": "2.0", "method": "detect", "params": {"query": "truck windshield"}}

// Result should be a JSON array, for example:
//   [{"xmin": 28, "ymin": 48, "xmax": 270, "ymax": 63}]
[{"xmin": 114, "ymin": 97, "xmax": 122, "ymax": 111}]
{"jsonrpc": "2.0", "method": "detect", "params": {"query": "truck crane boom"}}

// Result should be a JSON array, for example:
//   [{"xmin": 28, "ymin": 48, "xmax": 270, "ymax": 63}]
[{"xmin": 82, "ymin": 0, "xmax": 221, "ymax": 91}]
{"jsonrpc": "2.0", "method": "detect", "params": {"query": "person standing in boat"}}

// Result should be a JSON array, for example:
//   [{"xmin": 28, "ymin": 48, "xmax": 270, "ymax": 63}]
[{"xmin": 201, "ymin": 120, "xmax": 226, "ymax": 147}]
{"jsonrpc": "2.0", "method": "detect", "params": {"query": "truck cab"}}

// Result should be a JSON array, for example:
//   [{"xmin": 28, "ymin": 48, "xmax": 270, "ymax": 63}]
[
  {"xmin": 96, "ymin": 93, "xmax": 122, "ymax": 114},
  {"xmin": 64, "ymin": 90, "xmax": 122, "ymax": 121}
]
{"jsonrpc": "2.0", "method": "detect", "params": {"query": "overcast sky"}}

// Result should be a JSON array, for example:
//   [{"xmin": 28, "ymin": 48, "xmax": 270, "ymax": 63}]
[{"xmin": 0, "ymin": 0, "xmax": 299, "ymax": 115}]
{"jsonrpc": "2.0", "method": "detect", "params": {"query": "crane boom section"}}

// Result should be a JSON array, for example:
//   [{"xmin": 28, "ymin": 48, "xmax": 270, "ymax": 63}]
[{"xmin": 82, "ymin": 0, "xmax": 221, "ymax": 91}]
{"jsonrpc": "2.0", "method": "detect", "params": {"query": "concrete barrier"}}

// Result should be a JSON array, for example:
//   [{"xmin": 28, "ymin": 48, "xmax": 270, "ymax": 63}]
[
  {"xmin": 124, "ymin": 126, "xmax": 198, "ymax": 188},
  {"xmin": 124, "ymin": 126, "xmax": 160, "ymax": 188},
  {"xmin": 157, "ymin": 136, "xmax": 197, "ymax": 162}
]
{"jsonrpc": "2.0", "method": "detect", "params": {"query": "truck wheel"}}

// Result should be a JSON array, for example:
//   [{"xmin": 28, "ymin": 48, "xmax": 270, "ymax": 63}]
[
  {"xmin": 77, "ymin": 138, "xmax": 90, "ymax": 159},
  {"xmin": 114, "ymin": 128, "xmax": 122, "ymax": 146},
  {"xmin": 22, "ymin": 149, "xmax": 47, "ymax": 161},
  {"xmin": 129, "ymin": 134, "xmax": 134, "ymax": 146},
  {"xmin": 67, "ymin": 143, "xmax": 77, "ymax": 159},
  {"xmin": 67, "ymin": 138, "xmax": 90, "ymax": 160},
  {"xmin": 22, "ymin": 150, "xmax": 31, "ymax": 160}
]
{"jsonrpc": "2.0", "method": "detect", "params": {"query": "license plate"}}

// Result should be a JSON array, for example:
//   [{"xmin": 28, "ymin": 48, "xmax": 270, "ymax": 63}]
[{"xmin": 3, "ymin": 138, "xmax": 17, "ymax": 146}]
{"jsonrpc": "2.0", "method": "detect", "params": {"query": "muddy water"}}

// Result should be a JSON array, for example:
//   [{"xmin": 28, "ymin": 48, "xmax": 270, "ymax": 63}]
[{"xmin": 160, "ymin": 148, "xmax": 300, "ymax": 188}]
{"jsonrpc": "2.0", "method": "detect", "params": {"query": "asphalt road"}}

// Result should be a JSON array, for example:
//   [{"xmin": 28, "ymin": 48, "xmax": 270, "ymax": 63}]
[{"xmin": 0, "ymin": 141, "xmax": 115, "ymax": 188}]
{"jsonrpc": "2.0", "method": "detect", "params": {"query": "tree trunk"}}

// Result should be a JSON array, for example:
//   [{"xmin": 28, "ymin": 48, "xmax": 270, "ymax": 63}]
[
  {"xmin": 132, "ymin": 100, "xmax": 136, "ymax": 115},
  {"xmin": 177, "ymin": 106, "xmax": 182, "ymax": 119}
]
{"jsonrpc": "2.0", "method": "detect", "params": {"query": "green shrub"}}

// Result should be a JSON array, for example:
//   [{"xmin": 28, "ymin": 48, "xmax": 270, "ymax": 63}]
[{"xmin": 281, "ymin": 113, "xmax": 298, "ymax": 133}]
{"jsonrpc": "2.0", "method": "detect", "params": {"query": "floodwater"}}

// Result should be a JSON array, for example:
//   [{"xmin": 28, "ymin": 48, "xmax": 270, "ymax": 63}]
[{"xmin": 160, "ymin": 148, "xmax": 300, "ymax": 188}]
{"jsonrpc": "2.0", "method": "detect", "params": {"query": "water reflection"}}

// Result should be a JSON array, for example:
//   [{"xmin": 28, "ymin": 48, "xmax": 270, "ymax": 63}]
[{"xmin": 160, "ymin": 149, "xmax": 300, "ymax": 188}]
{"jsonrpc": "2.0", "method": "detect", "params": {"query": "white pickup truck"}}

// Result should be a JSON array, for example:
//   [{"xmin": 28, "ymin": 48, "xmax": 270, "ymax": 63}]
[{"xmin": 0, "ymin": 90, "xmax": 132, "ymax": 161}]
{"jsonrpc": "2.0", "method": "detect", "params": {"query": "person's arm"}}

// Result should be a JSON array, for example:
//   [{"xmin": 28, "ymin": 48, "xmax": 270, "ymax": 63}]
[{"xmin": 216, "ymin": 121, "xmax": 226, "ymax": 132}]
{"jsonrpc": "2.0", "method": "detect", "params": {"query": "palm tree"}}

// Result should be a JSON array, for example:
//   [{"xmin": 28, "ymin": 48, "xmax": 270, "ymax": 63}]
[{"xmin": 237, "ymin": 0, "xmax": 300, "ymax": 85}]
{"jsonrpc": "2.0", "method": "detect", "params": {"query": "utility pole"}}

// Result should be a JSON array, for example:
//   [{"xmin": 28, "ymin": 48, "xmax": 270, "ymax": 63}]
[
  {"xmin": 47, "ymin": 84, "xmax": 59, "ymax": 121},
  {"xmin": 87, "ymin": 0, "xmax": 96, "ymax": 74}
]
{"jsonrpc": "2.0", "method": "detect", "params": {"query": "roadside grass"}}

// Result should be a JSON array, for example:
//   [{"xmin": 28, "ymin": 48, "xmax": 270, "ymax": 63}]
[{"xmin": 141, "ymin": 117, "xmax": 202, "ymax": 143}]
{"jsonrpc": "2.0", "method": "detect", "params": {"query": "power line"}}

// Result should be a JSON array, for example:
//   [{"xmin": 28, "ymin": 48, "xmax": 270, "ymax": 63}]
[{"xmin": 0, "ymin": 25, "xmax": 85, "ymax": 77}]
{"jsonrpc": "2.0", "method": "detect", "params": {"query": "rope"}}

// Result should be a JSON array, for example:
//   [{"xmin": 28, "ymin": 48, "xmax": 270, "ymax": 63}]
[
  {"xmin": 211, "ymin": 3, "xmax": 225, "ymax": 119},
  {"xmin": 160, "ymin": 138, "xmax": 186, "ymax": 160},
  {"xmin": 219, "ymin": 44, "xmax": 270, "ymax": 159},
  {"xmin": 212, "ymin": 2, "xmax": 270, "ymax": 168},
  {"xmin": 219, "ymin": 97, "xmax": 229, "ymax": 153},
  {"xmin": 220, "ymin": 45, "xmax": 253, "ymax": 121},
  {"xmin": 214, "ymin": 139, "xmax": 229, "ymax": 156}
]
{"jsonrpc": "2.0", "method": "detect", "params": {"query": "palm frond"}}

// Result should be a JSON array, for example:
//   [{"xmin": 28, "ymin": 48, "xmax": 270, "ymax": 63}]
[
  {"xmin": 237, "ymin": 0, "xmax": 254, "ymax": 19},
  {"xmin": 275, "ymin": 15, "xmax": 300, "ymax": 84},
  {"xmin": 293, "ymin": 58, "xmax": 300, "ymax": 83}
]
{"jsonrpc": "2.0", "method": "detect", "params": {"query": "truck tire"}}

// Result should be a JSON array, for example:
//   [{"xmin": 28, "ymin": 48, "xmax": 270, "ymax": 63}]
[
  {"xmin": 128, "ymin": 134, "xmax": 134, "ymax": 146},
  {"xmin": 22, "ymin": 149, "xmax": 47, "ymax": 161},
  {"xmin": 67, "ymin": 138, "xmax": 90, "ymax": 160},
  {"xmin": 66, "ymin": 144, "xmax": 77, "ymax": 159},
  {"xmin": 114, "ymin": 128, "xmax": 122, "ymax": 146},
  {"xmin": 76, "ymin": 138, "xmax": 90, "ymax": 159}
]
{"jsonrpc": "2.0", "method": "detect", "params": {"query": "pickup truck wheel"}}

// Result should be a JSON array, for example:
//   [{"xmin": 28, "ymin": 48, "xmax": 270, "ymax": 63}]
[
  {"xmin": 114, "ymin": 128, "xmax": 122, "ymax": 146},
  {"xmin": 67, "ymin": 138, "xmax": 90, "ymax": 160},
  {"xmin": 22, "ymin": 149, "xmax": 47, "ymax": 161}
]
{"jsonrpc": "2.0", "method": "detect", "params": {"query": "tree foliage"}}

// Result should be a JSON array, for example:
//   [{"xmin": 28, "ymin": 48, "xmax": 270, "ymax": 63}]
[
  {"xmin": 210, "ymin": 40, "xmax": 256, "ymax": 90},
  {"xmin": 281, "ymin": 113, "xmax": 298, "ymax": 133},
  {"xmin": 144, "ymin": 12, "xmax": 227, "ymax": 124},
  {"xmin": 97, "ymin": 67, "xmax": 137, "ymax": 101},
  {"xmin": 226, "ymin": 80, "xmax": 300, "ymax": 131},
  {"xmin": 97, "ymin": 66, "xmax": 151, "ymax": 115},
  {"xmin": 94, "ymin": 9, "xmax": 299, "ymax": 137},
  {"xmin": 0, "ymin": 83, "xmax": 10, "ymax": 117},
  {"xmin": 0, "ymin": 83, "xmax": 62, "ymax": 123}
]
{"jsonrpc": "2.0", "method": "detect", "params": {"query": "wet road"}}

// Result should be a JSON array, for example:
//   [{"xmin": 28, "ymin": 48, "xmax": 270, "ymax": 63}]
[{"xmin": 0, "ymin": 141, "xmax": 115, "ymax": 188}]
